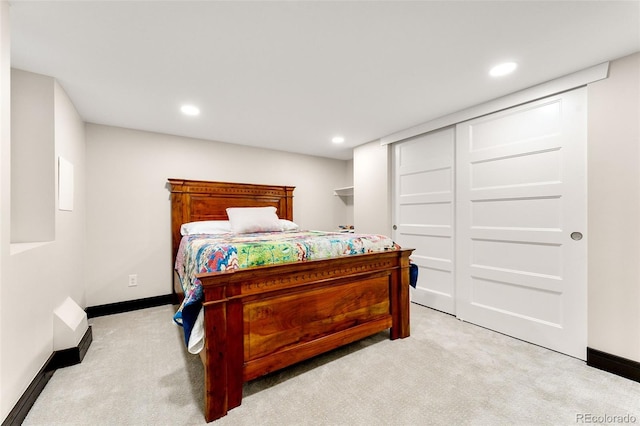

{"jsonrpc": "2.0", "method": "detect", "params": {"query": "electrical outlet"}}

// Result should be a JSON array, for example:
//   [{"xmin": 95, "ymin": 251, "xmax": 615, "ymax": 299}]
[{"xmin": 128, "ymin": 274, "xmax": 138, "ymax": 287}]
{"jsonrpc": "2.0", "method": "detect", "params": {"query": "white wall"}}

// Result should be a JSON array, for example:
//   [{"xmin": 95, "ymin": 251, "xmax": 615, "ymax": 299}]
[
  {"xmin": 10, "ymin": 69, "xmax": 55, "ymax": 243},
  {"xmin": 587, "ymin": 52, "xmax": 640, "ymax": 362},
  {"xmin": 0, "ymin": 70, "xmax": 86, "ymax": 420},
  {"xmin": 0, "ymin": 1, "xmax": 11, "ymax": 419},
  {"xmin": 85, "ymin": 124, "xmax": 351, "ymax": 306},
  {"xmin": 353, "ymin": 141, "xmax": 390, "ymax": 235}
]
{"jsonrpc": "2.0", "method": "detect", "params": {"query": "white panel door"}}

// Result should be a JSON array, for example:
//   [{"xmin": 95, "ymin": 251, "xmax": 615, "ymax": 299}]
[
  {"xmin": 393, "ymin": 127, "xmax": 455, "ymax": 314},
  {"xmin": 455, "ymin": 88, "xmax": 587, "ymax": 359}
]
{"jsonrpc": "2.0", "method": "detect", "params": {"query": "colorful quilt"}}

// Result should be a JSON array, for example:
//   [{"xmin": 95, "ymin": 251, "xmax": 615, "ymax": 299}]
[{"xmin": 173, "ymin": 230, "xmax": 399, "ymax": 347}]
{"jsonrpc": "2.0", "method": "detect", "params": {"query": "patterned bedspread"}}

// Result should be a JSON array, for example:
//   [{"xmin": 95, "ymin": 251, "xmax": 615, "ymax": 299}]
[{"xmin": 173, "ymin": 230, "xmax": 399, "ymax": 347}]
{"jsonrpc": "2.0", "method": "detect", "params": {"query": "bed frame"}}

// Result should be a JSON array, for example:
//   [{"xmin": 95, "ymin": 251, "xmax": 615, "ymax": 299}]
[{"xmin": 168, "ymin": 178, "xmax": 413, "ymax": 422}]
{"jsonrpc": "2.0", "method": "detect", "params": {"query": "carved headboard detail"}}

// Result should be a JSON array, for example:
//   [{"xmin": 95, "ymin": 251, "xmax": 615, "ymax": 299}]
[{"xmin": 167, "ymin": 178, "xmax": 295, "ymax": 262}]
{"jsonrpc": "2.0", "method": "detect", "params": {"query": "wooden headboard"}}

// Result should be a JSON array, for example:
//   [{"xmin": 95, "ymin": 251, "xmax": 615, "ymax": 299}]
[{"xmin": 168, "ymin": 179, "xmax": 295, "ymax": 261}]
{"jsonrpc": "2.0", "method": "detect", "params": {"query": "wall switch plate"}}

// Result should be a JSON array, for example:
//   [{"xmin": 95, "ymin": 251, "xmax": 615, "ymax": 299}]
[{"xmin": 128, "ymin": 274, "xmax": 138, "ymax": 287}]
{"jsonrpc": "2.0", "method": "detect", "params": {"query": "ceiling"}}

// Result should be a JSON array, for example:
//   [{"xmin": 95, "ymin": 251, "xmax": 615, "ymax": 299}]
[{"xmin": 9, "ymin": 1, "xmax": 640, "ymax": 160}]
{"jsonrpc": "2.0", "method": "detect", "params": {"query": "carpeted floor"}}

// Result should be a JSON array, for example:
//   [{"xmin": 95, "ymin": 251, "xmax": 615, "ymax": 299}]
[{"xmin": 23, "ymin": 303, "xmax": 640, "ymax": 426}]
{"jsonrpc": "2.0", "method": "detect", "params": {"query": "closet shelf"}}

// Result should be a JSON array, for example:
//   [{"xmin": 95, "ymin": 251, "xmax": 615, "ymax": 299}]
[{"xmin": 333, "ymin": 186, "xmax": 354, "ymax": 196}]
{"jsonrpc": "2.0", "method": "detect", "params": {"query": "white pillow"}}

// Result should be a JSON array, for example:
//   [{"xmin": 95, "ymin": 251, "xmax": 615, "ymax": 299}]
[
  {"xmin": 279, "ymin": 219, "xmax": 299, "ymax": 231},
  {"xmin": 180, "ymin": 220, "xmax": 232, "ymax": 236},
  {"xmin": 226, "ymin": 206, "xmax": 282, "ymax": 233}
]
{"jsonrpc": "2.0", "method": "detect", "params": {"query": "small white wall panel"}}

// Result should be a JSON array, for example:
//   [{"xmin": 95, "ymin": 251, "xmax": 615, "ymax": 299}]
[
  {"xmin": 400, "ymin": 203, "xmax": 451, "ymax": 226},
  {"xmin": 469, "ymin": 100, "xmax": 561, "ymax": 151},
  {"xmin": 397, "ymin": 234, "xmax": 452, "ymax": 262},
  {"xmin": 471, "ymin": 239, "xmax": 562, "ymax": 277},
  {"xmin": 58, "ymin": 156, "xmax": 74, "ymax": 211},
  {"xmin": 400, "ymin": 169, "xmax": 451, "ymax": 195},
  {"xmin": 471, "ymin": 149, "xmax": 561, "ymax": 189},
  {"xmin": 470, "ymin": 277, "xmax": 562, "ymax": 326},
  {"xmin": 472, "ymin": 197, "xmax": 562, "ymax": 229}
]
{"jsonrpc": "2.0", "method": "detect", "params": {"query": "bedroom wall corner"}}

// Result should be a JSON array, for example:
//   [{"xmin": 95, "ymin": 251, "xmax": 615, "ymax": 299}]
[
  {"xmin": 84, "ymin": 124, "xmax": 351, "ymax": 307},
  {"xmin": 587, "ymin": 51, "xmax": 640, "ymax": 364},
  {"xmin": 0, "ymin": 65, "xmax": 87, "ymax": 422}
]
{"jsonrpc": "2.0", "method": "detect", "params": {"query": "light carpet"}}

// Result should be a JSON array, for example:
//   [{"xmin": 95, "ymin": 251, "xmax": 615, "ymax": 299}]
[{"xmin": 23, "ymin": 303, "xmax": 640, "ymax": 425}]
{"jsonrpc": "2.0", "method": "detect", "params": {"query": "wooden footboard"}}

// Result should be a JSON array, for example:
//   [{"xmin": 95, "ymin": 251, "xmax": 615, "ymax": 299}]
[
  {"xmin": 167, "ymin": 179, "xmax": 413, "ymax": 422},
  {"xmin": 198, "ymin": 248, "xmax": 413, "ymax": 422}
]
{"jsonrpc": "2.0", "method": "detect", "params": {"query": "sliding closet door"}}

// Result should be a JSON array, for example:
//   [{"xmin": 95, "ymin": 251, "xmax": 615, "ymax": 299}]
[
  {"xmin": 393, "ymin": 127, "xmax": 455, "ymax": 314},
  {"xmin": 455, "ymin": 88, "xmax": 587, "ymax": 359}
]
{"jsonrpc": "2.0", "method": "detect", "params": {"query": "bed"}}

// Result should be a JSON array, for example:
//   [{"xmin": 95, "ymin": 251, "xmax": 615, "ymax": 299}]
[{"xmin": 168, "ymin": 178, "xmax": 413, "ymax": 422}]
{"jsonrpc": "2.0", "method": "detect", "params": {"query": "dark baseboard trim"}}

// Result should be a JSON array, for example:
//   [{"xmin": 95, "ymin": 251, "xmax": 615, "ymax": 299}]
[
  {"xmin": 47, "ymin": 326, "xmax": 93, "ymax": 370},
  {"xmin": 587, "ymin": 347, "xmax": 640, "ymax": 383},
  {"xmin": 85, "ymin": 294, "xmax": 173, "ymax": 318},
  {"xmin": 1, "ymin": 357, "xmax": 54, "ymax": 426},
  {"xmin": 2, "ymin": 326, "xmax": 93, "ymax": 426}
]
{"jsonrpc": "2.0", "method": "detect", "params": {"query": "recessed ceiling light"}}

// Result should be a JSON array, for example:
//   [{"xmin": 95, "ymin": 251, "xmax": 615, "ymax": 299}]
[
  {"xmin": 332, "ymin": 136, "xmax": 345, "ymax": 144},
  {"xmin": 181, "ymin": 104, "xmax": 200, "ymax": 116},
  {"xmin": 489, "ymin": 62, "xmax": 518, "ymax": 77}
]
